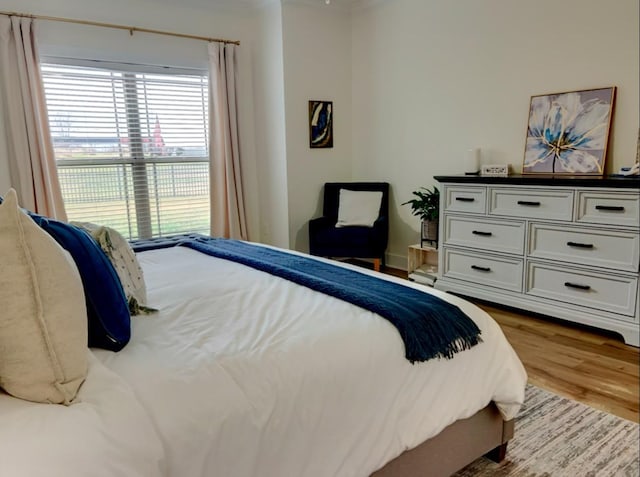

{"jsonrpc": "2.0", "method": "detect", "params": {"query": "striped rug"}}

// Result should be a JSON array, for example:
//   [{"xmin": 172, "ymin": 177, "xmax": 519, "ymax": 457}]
[{"xmin": 453, "ymin": 385, "xmax": 639, "ymax": 476}]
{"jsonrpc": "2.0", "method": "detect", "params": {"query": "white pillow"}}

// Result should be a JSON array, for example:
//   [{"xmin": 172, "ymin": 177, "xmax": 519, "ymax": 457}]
[
  {"xmin": 71, "ymin": 222, "xmax": 152, "ymax": 315},
  {"xmin": 336, "ymin": 189, "xmax": 383, "ymax": 228},
  {"xmin": 0, "ymin": 189, "xmax": 88, "ymax": 404}
]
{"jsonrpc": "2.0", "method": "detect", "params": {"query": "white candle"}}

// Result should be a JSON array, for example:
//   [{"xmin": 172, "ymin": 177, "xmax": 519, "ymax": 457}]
[{"xmin": 464, "ymin": 148, "xmax": 480, "ymax": 174}]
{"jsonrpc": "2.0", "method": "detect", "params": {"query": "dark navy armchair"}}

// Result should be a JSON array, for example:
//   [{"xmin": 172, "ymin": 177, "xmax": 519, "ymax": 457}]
[{"xmin": 309, "ymin": 182, "xmax": 389, "ymax": 271}]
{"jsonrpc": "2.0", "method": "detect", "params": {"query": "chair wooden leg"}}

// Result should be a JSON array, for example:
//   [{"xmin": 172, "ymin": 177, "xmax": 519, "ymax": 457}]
[{"xmin": 373, "ymin": 258, "xmax": 381, "ymax": 272}]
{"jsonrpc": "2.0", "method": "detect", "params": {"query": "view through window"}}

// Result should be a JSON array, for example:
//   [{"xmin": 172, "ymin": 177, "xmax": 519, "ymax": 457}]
[{"xmin": 41, "ymin": 62, "xmax": 210, "ymax": 240}]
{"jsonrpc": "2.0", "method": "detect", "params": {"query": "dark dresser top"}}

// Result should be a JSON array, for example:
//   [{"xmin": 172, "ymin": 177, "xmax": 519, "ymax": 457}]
[{"xmin": 434, "ymin": 174, "xmax": 640, "ymax": 189}]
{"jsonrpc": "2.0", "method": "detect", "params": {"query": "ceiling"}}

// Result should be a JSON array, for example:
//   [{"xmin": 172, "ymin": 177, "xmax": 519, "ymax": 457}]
[{"xmin": 146, "ymin": 0, "xmax": 363, "ymax": 12}]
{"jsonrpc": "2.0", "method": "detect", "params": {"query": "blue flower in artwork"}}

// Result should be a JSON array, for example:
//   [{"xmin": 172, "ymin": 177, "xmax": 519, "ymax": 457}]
[{"xmin": 524, "ymin": 92, "xmax": 611, "ymax": 173}]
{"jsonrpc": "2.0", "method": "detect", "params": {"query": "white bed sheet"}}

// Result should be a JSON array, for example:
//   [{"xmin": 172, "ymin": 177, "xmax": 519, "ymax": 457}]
[
  {"xmin": 0, "ymin": 353, "xmax": 166, "ymax": 477},
  {"xmin": 92, "ymin": 246, "xmax": 527, "ymax": 477}
]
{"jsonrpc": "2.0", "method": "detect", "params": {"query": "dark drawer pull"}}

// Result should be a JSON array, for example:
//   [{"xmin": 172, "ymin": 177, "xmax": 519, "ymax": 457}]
[
  {"xmin": 564, "ymin": 282, "xmax": 591, "ymax": 291},
  {"xmin": 472, "ymin": 230, "xmax": 493, "ymax": 237},
  {"xmin": 456, "ymin": 197, "xmax": 475, "ymax": 202},
  {"xmin": 595, "ymin": 205, "xmax": 625, "ymax": 212},
  {"xmin": 517, "ymin": 200, "xmax": 541, "ymax": 206},
  {"xmin": 567, "ymin": 241, "xmax": 594, "ymax": 249},
  {"xmin": 471, "ymin": 265, "xmax": 491, "ymax": 272}
]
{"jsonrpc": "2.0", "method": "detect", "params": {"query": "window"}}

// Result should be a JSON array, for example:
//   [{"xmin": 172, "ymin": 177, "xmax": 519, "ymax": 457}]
[{"xmin": 41, "ymin": 62, "xmax": 210, "ymax": 240}]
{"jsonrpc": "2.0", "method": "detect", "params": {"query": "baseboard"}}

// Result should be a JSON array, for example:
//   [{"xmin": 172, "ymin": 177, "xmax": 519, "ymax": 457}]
[{"xmin": 385, "ymin": 251, "xmax": 407, "ymax": 271}]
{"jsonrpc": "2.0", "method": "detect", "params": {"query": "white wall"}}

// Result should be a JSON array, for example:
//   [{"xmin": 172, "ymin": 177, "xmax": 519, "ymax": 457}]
[
  {"xmin": 281, "ymin": 1, "xmax": 353, "ymax": 252},
  {"xmin": 0, "ymin": 0, "xmax": 261, "ymax": 240},
  {"xmin": 252, "ymin": 0, "xmax": 290, "ymax": 248},
  {"xmin": 351, "ymin": 0, "xmax": 640, "ymax": 268},
  {"xmin": 3, "ymin": 0, "xmax": 636, "ymax": 263}
]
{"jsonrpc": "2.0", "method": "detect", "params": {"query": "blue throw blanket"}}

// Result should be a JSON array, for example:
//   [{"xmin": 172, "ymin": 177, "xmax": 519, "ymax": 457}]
[{"xmin": 135, "ymin": 236, "xmax": 481, "ymax": 362}]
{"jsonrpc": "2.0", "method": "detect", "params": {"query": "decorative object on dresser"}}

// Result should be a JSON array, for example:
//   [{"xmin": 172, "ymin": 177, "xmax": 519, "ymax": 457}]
[
  {"xmin": 402, "ymin": 186, "xmax": 440, "ymax": 247},
  {"xmin": 464, "ymin": 148, "xmax": 481, "ymax": 175},
  {"xmin": 434, "ymin": 174, "xmax": 640, "ymax": 346},
  {"xmin": 522, "ymin": 87, "xmax": 615, "ymax": 175},
  {"xmin": 481, "ymin": 164, "xmax": 510, "ymax": 177},
  {"xmin": 616, "ymin": 162, "xmax": 639, "ymax": 177}
]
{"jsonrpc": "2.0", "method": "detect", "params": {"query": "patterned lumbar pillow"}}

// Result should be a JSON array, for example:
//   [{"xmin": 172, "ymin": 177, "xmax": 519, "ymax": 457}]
[
  {"xmin": 0, "ymin": 189, "xmax": 88, "ymax": 404},
  {"xmin": 71, "ymin": 222, "xmax": 154, "ymax": 315}
]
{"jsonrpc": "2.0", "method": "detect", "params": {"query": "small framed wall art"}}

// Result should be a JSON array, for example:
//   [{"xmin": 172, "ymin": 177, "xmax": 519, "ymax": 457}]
[
  {"xmin": 309, "ymin": 100, "xmax": 333, "ymax": 148},
  {"xmin": 522, "ymin": 87, "xmax": 615, "ymax": 175}
]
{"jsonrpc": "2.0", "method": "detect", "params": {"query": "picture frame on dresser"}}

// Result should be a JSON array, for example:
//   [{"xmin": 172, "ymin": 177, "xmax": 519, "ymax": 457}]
[
  {"xmin": 433, "ymin": 174, "xmax": 640, "ymax": 348},
  {"xmin": 522, "ymin": 87, "xmax": 615, "ymax": 175}
]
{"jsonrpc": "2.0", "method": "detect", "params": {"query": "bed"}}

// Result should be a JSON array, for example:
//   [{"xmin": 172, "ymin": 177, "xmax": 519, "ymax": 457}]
[{"xmin": 0, "ymin": 201, "xmax": 527, "ymax": 477}]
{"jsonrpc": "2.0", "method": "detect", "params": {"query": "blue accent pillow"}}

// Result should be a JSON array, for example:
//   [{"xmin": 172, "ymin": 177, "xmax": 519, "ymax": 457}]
[{"xmin": 29, "ymin": 214, "xmax": 131, "ymax": 351}]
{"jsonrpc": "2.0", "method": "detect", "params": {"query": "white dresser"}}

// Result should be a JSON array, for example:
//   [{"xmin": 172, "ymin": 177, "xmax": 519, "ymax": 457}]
[{"xmin": 434, "ymin": 175, "xmax": 640, "ymax": 346}]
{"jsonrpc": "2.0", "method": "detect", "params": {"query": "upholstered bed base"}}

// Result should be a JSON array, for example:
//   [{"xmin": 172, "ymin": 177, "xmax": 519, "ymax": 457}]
[{"xmin": 372, "ymin": 403, "xmax": 513, "ymax": 477}]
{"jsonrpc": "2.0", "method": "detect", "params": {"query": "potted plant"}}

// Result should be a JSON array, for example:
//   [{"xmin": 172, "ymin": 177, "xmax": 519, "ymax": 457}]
[{"xmin": 402, "ymin": 186, "xmax": 440, "ymax": 247}]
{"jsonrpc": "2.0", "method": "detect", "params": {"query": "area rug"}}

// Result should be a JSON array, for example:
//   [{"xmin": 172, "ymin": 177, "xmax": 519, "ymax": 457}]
[{"xmin": 453, "ymin": 385, "xmax": 639, "ymax": 476}]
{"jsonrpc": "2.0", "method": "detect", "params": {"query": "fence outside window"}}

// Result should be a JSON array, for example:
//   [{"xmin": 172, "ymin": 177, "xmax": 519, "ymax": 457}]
[{"xmin": 42, "ymin": 62, "xmax": 210, "ymax": 240}]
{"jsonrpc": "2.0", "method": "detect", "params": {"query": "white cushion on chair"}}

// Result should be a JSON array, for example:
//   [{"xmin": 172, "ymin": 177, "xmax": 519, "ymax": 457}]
[{"xmin": 336, "ymin": 189, "xmax": 383, "ymax": 228}]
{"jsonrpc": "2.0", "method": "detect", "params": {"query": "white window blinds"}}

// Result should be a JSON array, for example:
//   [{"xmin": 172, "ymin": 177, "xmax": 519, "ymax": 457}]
[{"xmin": 41, "ymin": 62, "xmax": 210, "ymax": 240}]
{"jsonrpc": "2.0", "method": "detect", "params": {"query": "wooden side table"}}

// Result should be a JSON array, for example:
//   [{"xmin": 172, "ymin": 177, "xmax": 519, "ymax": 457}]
[{"xmin": 407, "ymin": 244, "xmax": 438, "ymax": 286}]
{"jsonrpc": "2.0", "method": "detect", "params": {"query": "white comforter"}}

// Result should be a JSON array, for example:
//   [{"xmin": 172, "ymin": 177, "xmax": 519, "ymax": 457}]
[
  {"xmin": 0, "ymin": 245, "xmax": 527, "ymax": 477},
  {"xmin": 102, "ymin": 246, "xmax": 526, "ymax": 476},
  {"xmin": 0, "ymin": 353, "xmax": 166, "ymax": 477}
]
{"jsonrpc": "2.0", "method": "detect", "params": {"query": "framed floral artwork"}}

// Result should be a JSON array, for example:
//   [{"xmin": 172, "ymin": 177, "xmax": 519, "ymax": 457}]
[
  {"xmin": 309, "ymin": 100, "xmax": 333, "ymax": 148},
  {"xmin": 522, "ymin": 87, "xmax": 615, "ymax": 175}
]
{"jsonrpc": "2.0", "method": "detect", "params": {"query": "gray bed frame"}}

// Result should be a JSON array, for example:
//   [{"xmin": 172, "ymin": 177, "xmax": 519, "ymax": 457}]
[{"xmin": 372, "ymin": 403, "xmax": 513, "ymax": 477}]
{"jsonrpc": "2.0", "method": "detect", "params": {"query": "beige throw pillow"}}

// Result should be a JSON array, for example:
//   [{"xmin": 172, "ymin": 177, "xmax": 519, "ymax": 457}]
[{"xmin": 0, "ymin": 189, "xmax": 88, "ymax": 404}]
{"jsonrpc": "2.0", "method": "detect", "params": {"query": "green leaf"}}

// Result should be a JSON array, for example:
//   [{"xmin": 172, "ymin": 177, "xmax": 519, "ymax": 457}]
[{"xmin": 401, "ymin": 185, "xmax": 439, "ymax": 221}]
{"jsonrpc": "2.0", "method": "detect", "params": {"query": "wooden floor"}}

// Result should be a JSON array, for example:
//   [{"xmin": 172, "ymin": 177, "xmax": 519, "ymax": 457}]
[
  {"xmin": 476, "ymin": 302, "xmax": 639, "ymax": 423},
  {"xmin": 380, "ymin": 265, "xmax": 640, "ymax": 423}
]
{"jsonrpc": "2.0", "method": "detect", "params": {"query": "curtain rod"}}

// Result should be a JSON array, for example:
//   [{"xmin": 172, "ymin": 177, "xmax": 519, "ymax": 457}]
[{"xmin": 0, "ymin": 10, "xmax": 240, "ymax": 45}]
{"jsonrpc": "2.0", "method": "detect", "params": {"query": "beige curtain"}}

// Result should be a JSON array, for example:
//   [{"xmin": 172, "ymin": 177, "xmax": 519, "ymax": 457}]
[
  {"xmin": 0, "ymin": 15, "xmax": 66, "ymax": 219},
  {"xmin": 208, "ymin": 42, "xmax": 247, "ymax": 240}
]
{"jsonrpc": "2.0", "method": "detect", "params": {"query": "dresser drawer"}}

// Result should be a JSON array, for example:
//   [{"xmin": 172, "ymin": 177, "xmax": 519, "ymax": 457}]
[
  {"xmin": 489, "ymin": 188, "xmax": 574, "ymax": 221},
  {"xmin": 442, "ymin": 248, "xmax": 523, "ymax": 292},
  {"xmin": 526, "ymin": 262, "xmax": 638, "ymax": 318},
  {"xmin": 444, "ymin": 186, "xmax": 486, "ymax": 214},
  {"xmin": 444, "ymin": 216, "xmax": 525, "ymax": 255},
  {"xmin": 576, "ymin": 191, "xmax": 640, "ymax": 228},
  {"xmin": 528, "ymin": 224, "xmax": 639, "ymax": 272}
]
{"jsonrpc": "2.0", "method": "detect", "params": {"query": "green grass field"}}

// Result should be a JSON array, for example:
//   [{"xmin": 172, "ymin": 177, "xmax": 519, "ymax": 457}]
[{"xmin": 59, "ymin": 161, "xmax": 210, "ymax": 240}]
